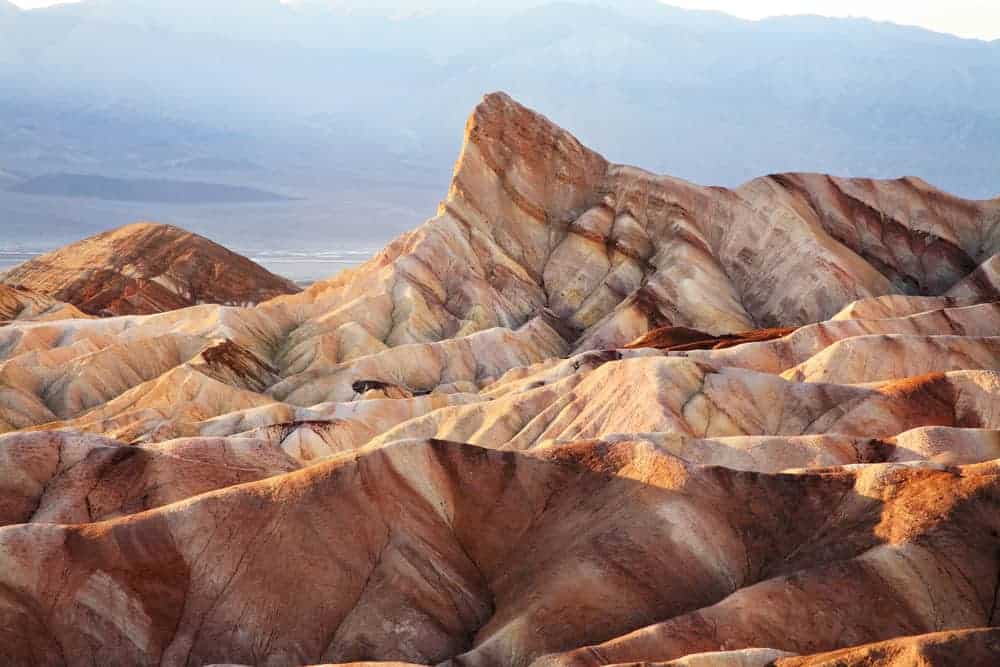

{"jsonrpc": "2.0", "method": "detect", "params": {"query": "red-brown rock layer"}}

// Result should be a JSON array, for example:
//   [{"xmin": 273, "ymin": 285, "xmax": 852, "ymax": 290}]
[
  {"xmin": 775, "ymin": 628, "xmax": 1000, "ymax": 666},
  {"xmin": 1, "ymin": 222, "xmax": 301, "ymax": 316},
  {"xmin": 625, "ymin": 325, "xmax": 798, "ymax": 351}
]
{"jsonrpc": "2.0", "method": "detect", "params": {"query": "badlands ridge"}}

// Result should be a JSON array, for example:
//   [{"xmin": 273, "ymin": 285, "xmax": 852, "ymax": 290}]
[
  {"xmin": 1, "ymin": 92, "xmax": 1000, "ymax": 666},
  {"xmin": 1, "ymin": 222, "xmax": 301, "ymax": 316}
]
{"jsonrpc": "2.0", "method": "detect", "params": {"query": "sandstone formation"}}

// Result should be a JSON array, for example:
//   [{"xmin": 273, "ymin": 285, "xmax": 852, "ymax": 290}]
[
  {"xmin": 0, "ymin": 284, "xmax": 89, "ymax": 323},
  {"xmin": 624, "ymin": 325, "xmax": 797, "ymax": 351},
  {"xmin": 773, "ymin": 628, "xmax": 1000, "ymax": 666},
  {"xmin": 1, "ymin": 93, "xmax": 1000, "ymax": 665},
  {"xmin": 1, "ymin": 222, "xmax": 301, "ymax": 316},
  {"xmin": 2, "ymin": 440, "xmax": 1000, "ymax": 666}
]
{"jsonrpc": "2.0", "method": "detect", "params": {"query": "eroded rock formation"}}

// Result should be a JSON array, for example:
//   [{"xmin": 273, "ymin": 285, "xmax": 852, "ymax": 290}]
[
  {"xmin": 1, "ymin": 222, "xmax": 301, "ymax": 316},
  {"xmin": 0, "ymin": 284, "xmax": 89, "ymax": 323},
  {"xmin": 1, "ymin": 93, "xmax": 999, "ymax": 666}
]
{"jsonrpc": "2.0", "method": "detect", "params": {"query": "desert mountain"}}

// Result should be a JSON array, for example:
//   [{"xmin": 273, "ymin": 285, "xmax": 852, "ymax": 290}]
[
  {"xmin": 5, "ymin": 0, "xmax": 1000, "ymax": 267},
  {"xmin": 0, "ymin": 222, "xmax": 301, "ymax": 316},
  {"xmin": 1, "ymin": 94, "xmax": 1000, "ymax": 665}
]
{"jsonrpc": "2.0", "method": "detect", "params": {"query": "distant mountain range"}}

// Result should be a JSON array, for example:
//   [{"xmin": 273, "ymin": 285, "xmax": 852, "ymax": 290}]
[
  {"xmin": 0, "ymin": 0, "xmax": 997, "ymax": 247},
  {"xmin": 9, "ymin": 173, "xmax": 293, "ymax": 204}
]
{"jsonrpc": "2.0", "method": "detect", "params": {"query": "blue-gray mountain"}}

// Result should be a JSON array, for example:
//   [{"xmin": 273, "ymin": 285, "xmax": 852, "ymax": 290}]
[{"xmin": 1, "ymin": 0, "xmax": 998, "ymax": 246}]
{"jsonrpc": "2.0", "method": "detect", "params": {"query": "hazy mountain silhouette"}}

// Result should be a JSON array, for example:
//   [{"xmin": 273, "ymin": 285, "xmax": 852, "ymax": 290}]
[
  {"xmin": 9, "ymin": 173, "xmax": 294, "ymax": 204},
  {"xmin": 0, "ymin": 0, "xmax": 997, "ymax": 250}
]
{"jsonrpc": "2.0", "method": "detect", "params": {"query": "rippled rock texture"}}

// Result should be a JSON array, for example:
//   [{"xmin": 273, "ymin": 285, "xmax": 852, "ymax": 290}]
[{"xmin": 1, "ymin": 93, "xmax": 1000, "ymax": 666}]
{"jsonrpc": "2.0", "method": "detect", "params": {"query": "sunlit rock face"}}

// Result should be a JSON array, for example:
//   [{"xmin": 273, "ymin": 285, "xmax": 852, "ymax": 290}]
[
  {"xmin": 1, "ymin": 222, "xmax": 301, "ymax": 316},
  {"xmin": 1, "ymin": 92, "xmax": 1000, "ymax": 666},
  {"xmin": 0, "ymin": 284, "xmax": 89, "ymax": 323}
]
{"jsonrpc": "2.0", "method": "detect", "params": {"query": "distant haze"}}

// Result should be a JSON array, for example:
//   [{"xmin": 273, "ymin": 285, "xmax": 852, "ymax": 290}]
[
  {"xmin": 10, "ymin": 0, "xmax": 1000, "ymax": 40},
  {"xmin": 1, "ymin": 0, "xmax": 998, "ymax": 277},
  {"xmin": 667, "ymin": 1, "xmax": 1000, "ymax": 41}
]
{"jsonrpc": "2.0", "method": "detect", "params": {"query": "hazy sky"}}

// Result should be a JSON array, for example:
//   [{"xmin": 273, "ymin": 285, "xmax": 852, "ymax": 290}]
[
  {"xmin": 665, "ymin": 1, "xmax": 1000, "ymax": 40},
  {"xmin": 9, "ymin": 0, "xmax": 1000, "ymax": 41}
]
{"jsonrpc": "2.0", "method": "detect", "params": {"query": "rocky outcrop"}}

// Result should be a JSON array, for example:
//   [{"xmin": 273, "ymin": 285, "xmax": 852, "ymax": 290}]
[
  {"xmin": 1, "ymin": 93, "xmax": 1000, "ymax": 665},
  {"xmin": 0, "ymin": 430, "xmax": 299, "ymax": 527},
  {"xmin": 265, "ymin": 93, "xmax": 1000, "ymax": 356},
  {"xmin": 774, "ymin": 628, "xmax": 1000, "ymax": 666},
  {"xmin": 1, "ymin": 222, "xmax": 301, "ymax": 316},
  {"xmin": 625, "ymin": 325, "xmax": 797, "ymax": 351},
  {"xmin": 0, "ymin": 284, "xmax": 89, "ymax": 323}
]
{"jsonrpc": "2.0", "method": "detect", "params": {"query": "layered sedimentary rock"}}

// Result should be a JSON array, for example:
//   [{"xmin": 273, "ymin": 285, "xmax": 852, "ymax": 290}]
[
  {"xmin": 2, "ymin": 440, "xmax": 1000, "ymax": 666},
  {"xmin": 0, "ymin": 284, "xmax": 89, "ymax": 323},
  {"xmin": 774, "ymin": 628, "xmax": 1000, "ymax": 666},
  {"xmin": 0, "ymin": 430, "xmax": 299, "ymax": 527},
  {"xmin": 1, "ymin": 93, "xmax": 1000, "ymax": 665},
  {"xmin": 1, "ymin": 222, "xmax": 301, "ymax": 315}
]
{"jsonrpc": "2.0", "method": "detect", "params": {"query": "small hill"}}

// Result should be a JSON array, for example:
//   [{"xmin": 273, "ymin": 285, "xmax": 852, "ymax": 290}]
[{"xmin": 1, "ymin": 222, "xmax": 301, "ymax": 315}]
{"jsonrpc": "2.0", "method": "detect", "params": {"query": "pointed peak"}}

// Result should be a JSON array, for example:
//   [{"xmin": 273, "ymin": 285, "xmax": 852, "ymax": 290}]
[
  {"xmin": 463, "ymin": 92, "xmax": 597, "ymax": 163},
  {"xmin": 448, "ymin": 92, "xmax": 609, "ymax": 230}
]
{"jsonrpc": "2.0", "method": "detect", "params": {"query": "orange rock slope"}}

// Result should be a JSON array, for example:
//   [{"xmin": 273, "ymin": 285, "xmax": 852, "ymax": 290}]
[
  {"xmin": 1, "ymin": 222, "xmax": 301, "ymax": 316},
  {"xmin": 1, "ymin": 92, "xmax": 1000, "ymax": 666}
]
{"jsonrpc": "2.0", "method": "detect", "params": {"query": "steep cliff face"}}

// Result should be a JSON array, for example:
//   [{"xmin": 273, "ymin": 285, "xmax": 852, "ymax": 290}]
[
  {"xmin": 0, "ymin": 93, "xmax": 999, "ymax": 666},
  {"xmin": 1, "ymin": 222, "xmax": 301, "ymax": 316}
]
